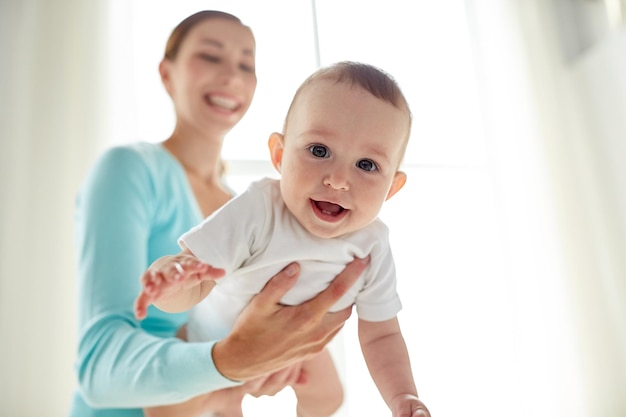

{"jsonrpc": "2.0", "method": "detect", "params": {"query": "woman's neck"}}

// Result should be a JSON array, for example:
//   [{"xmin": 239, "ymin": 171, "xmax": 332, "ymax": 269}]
[{"xmin": 162, "ymin": 127, "xmax": 225, "ymax": 183}]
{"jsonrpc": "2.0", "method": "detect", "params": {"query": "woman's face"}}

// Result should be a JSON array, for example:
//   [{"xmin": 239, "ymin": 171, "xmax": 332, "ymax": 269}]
[{"xmin": 161, "ymin": 18, "xmax": 257, "ymax": 135}]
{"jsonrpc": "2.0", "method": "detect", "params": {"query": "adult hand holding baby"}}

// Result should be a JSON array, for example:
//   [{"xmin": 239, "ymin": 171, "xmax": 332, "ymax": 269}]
[{"xmin": 213, "ymin": 257, "xmax": 369, "ymax": 382}]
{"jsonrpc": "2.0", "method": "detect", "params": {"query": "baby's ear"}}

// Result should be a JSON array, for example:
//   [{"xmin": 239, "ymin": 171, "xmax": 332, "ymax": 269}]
[
  {"xmin": 385, "ymin": 171, "xmax": 407, "ymax": 201},
  {"xmin": 268, "ymin": 132, "xmax": 285, "ymax": 173}
]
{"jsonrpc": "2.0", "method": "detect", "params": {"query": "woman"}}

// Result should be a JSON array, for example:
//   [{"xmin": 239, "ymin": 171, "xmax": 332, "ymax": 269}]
[{"xmin": 70, "ymin": 10, "xmax": 367, "ymax": 417}]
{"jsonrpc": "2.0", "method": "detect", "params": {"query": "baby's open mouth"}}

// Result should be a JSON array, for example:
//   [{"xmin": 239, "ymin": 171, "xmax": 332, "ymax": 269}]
[{"xmin": 313, "ymin": 200, "xmax": 345, "ymax": 216}]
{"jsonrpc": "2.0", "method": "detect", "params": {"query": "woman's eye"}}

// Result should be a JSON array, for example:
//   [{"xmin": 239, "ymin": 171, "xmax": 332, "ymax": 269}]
[
  {"xmin": 199, "ymin": 54, "xmax": 219, "ymax": 63},
  {"xmin": 239, "ymin": 63, "xmax": 255, "ymax": 73},
  {"xmin": 308, "ymin": 144, "xmax": 329, "ymax": 158},
  {"xmin": 357, "ymin": 159, "xmax": 378, "ymax": 172}
]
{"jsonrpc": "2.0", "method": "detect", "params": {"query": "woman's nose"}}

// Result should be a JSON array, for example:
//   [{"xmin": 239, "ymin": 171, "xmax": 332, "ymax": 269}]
[{"xmin": 218, "ymin": 62, "xmax": 239, "ymax": 83}]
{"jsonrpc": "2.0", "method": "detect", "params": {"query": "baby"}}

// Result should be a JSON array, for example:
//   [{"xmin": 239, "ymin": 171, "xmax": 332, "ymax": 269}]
[{"xmin": 135, "ymin": 61, "xmax": 430, "ymax": 417}]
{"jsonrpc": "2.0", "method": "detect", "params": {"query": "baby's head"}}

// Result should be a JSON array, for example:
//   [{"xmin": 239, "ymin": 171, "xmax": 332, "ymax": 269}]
[{"xmin": 269, "ymin": 61, "xmax": 412, "ymax": 239}]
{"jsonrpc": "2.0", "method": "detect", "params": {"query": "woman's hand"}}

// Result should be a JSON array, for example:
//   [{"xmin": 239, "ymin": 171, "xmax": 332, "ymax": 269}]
[{"xmin": 212, "ymin": 257, "xmax": 369, "ymax": 381}]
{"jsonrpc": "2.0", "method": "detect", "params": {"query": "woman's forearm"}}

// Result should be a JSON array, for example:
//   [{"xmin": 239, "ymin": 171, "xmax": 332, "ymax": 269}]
[{"xmin": 76, "ymin": 314, "xmax": 241, "ymax": 408}]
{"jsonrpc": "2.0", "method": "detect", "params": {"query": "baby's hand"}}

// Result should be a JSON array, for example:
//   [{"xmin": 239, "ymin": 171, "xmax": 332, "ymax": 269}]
[
  {"xmin": 391, "ymin": 394, "xmax": 431, "ymax": 417},
  {"xmin": 134, "ymin": 254, "xmax": 225, "ymax": 319}
]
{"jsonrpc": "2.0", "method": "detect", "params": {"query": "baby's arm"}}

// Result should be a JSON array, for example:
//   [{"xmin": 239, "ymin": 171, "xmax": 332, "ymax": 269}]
[
  {"xmin": 359, "ymin": 317, "xmax": 430, "ymax": 417},
  {"xmin": 134, "ymin": 247, "xmax": 225, "ymax": 319}
]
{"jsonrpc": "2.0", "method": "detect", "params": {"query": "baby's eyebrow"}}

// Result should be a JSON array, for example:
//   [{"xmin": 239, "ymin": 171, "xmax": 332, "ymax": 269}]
[
  {"xmin": 303, "ymin": 128, "xmax": 333, "ymax": 138},
  {"xmin": 363, "ymin": 145, "xmax": 392, "ymax": 163}
]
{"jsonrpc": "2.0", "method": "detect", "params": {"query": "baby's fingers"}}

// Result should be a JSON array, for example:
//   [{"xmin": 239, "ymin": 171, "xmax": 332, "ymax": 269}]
[
  {"xmin": 140, "ymin": 269, "xmax": 156, "ymax": 288},
  {"xmin": 174, "ymin": 258, "xmax": 224, "ymax": 281},
  {"xmin": 196, "ymin": 265, "xmax": 226, "ymax": 282},
  {"xmin": 176, "ymin": 258, "xmax": 221, "ymax": 275},
  {"xmin": 143, "ymin": 271, "xmax": 166, "ymax": 295},
  {"xmin": 134, "ymin": 291, "xmax": 152, "ymax": 320}
]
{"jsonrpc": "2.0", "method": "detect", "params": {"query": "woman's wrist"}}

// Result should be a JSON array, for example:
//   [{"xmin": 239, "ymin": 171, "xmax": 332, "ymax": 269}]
[{"xmin": 211, "ymin": 338, "xmax": 245, "ymax": 383}]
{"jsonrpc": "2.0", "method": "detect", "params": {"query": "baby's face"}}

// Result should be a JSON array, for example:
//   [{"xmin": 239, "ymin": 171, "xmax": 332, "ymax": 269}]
[{"xmin": 277, "ymin": 79, "xmax": 409, "ymax": 239}]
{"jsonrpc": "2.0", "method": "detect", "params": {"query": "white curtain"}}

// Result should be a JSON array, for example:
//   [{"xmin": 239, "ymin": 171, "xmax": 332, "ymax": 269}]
[
  {"xmin": 0, "ymin": 0, "xmax": 109, "ymax": 415},
  {"xmin": 467, "ymin": 1, "xmax": 626, "ymax": 416}
]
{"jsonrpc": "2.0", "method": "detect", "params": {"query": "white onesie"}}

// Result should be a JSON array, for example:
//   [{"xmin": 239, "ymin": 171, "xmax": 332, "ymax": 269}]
[{"xmin": 181, "ymin": 177, "xmax": 402, "ymax": 342}]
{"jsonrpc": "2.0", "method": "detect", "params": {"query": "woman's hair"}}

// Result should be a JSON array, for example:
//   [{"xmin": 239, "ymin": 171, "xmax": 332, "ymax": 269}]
[
  {"xmin": 164, "ymin": 10, "xmax": 245, "ymax": 61},
  {"xmin": 283, "ymin": 61, "xmax": 412, "ymax": 146}
]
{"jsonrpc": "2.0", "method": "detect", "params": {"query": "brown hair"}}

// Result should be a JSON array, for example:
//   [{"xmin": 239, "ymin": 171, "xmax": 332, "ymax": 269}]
[
  {"xmin": 164, "ymin": 11, "xmax": 245, "ymax": 61},
  {"xmin": 285, "ymin": 61, "xmax": 412, "ymax": 130},
  {"xmin": 283, "ymin": 61, "xmax": 412, "ymax": 151}
]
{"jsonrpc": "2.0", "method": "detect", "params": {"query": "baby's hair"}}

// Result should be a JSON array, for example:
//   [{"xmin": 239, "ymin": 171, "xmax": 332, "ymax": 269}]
[
  {"xmin": 282, "ymin": 61, "xmax": 412, "ymax": 141},
  {"xmin": 164, "ymin": 10, "xmax": 248, "ymax": 61},
  {"xmin": 297, "ymin": 61, "xmax": 409, "ymax": 110}
]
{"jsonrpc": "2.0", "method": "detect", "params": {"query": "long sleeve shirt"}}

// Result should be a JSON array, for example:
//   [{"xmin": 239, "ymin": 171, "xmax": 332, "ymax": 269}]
[{"xmin": 69, "ymin": 142, "xmax": 240, "ymax": 417}]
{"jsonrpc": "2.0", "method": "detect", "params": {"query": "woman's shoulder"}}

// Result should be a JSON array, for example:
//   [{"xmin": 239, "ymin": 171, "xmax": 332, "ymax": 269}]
[
  {"xmin": 80, "ymin": 141, "xmax": 177, "ymax": 196},
  {"xmin": 92, "ymin": 141, "xmax": 177, "ymax": 177},
  {"xmin": 98, "ymin": 141, "xmax": 168, "ymax": 164}
]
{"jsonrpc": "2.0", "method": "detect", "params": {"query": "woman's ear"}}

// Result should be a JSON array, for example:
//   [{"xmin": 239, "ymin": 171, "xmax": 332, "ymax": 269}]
[
  {"xmin": 385, "ymin": 171, "xmax": 407, "ymax": 201},
  {"xmin": 159, "ymin": 59, "xmax": 173, "ymax": 96},
  {"xmin": 268, "ymin": 132, "xmax": 285, "ymax": 173}
]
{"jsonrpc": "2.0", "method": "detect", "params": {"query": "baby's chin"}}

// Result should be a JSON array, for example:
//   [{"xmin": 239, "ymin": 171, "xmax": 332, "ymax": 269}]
[{"xmin": 304, "ymin": 221, "xmax": 365, "ymax": 240}]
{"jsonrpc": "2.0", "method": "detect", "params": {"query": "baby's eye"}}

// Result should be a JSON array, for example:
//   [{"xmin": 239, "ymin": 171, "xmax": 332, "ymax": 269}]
[
  {"xmin": 308, "ymin": 144, "xmax": 330, "ymax": 158},
  {"xmin": 356, "ymin": 159, "xmax": 378, "ymax": 172}
]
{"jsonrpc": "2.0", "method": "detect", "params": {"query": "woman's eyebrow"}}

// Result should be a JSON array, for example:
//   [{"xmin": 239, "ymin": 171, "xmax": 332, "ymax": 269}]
[
  {"xmin": 200, "ymin": 38, "xmax": 224, "ymax": 48},
  {"xmin": 200, "ymin": 38, "xmax": 254, "ymax": 56}
]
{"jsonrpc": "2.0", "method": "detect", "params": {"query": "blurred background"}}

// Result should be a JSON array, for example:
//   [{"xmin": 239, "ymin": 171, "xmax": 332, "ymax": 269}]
[{"xmin": 1, "ymin": 0, "xmax": 625, "ymax": 416}]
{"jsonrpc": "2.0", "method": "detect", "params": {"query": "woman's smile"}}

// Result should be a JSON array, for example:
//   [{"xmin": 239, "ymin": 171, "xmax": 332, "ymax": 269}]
[{"xmin": 204, "ymin": 93, "xmax": 240, "ymax": 112}]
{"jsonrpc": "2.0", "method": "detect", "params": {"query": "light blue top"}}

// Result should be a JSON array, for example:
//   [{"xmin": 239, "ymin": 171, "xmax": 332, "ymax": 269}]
[{"xmin": 69, "ymin": 142, "xmax": 240, "ymax": 417}]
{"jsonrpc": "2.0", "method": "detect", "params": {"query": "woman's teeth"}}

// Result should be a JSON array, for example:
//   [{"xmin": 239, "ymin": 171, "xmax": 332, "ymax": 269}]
[{"xmin": 208, "ymin": 95, "xmax": 237, "ymax": 110}]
